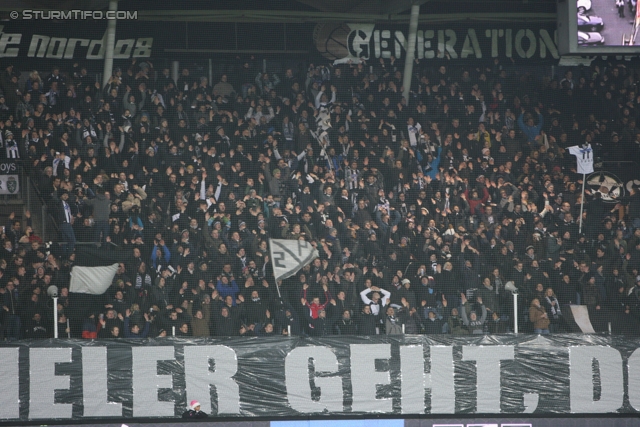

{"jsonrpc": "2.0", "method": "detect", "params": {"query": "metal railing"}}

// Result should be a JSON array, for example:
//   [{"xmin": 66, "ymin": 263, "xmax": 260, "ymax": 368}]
[{"xmin": 21, "ymin": 165, "xmax": 59, "ymax": 242}]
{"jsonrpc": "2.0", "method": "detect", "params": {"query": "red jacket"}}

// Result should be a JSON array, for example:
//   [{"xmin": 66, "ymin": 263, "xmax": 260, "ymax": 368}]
[
  {"xmin": 303, "ymin": 289, "xmax": 331, "ymax": 319},
  {"xmin": 464, "ymin": 187, "xmax": 490, "ymax": 215}
]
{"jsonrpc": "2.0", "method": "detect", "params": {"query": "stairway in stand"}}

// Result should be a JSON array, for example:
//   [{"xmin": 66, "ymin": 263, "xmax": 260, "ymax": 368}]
[{"xmin": 0, "ymin": 199, "xmax": 27, "ymax": 238}]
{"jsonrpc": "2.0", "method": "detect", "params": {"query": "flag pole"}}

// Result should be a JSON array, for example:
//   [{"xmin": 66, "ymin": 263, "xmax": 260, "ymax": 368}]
[
  {"xmin": 265, "ymin": 239, "xmax": 282, "ymax": 300},
  {"xmin": 573, "ymin": 142, "xmax": 592, "ymax": 235},
  {"xmin": 579, "ymin": 172, "xmax": 586, "ymax": 234},
  {"xmin": 274, "ymin": 277, "xmax": 282, "ymax": 300},
  {"xmin": 267, "ymin": 239, "xmax": 282, "ymax": 301}
]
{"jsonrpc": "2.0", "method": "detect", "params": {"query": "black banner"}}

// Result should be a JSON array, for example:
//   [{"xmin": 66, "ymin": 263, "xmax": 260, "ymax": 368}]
[
  {"xmin": 0, "ymin": 21, "xmax": 153, "ymax": 61},
  {"xmin": 0, "ymin": 20, "xmax": 315, "ymax": 65},
  {"xmin": 0, "ymin": 335, "xmax": 639, "ymax": 422},
  {"xmin": 314, "ymin": 23, "xmax": 560, "ymax": 62},
  {"xmin": 0, "ymin": 20, "xmax": 562, "ymax": 63}
]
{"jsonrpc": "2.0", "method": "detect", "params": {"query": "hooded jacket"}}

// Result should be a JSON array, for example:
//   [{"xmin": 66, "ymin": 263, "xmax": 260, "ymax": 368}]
[
  {"xmin": 460, "ymin": 302, "xmax": 487, "ymax": 334},
  {"xmin": 84, "ymin": 193, "xmax": 112, "ymax": 222},
  {"xmin": 529, "ymin": 300, "xmax": 550, "ymax": 330}
]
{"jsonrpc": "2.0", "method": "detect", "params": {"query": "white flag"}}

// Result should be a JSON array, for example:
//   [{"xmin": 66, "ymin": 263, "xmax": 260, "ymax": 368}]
[
  {"xmin": 269, "ymin": 239, "xmax": 319, "ymax": 282},
  {"xmin": 569, "ymin": 305, "xmax": 596, "ymax": 333},
  {"xmin": 568, "ymin": 144, "xmax": 594, "ymax": 175},
  {"xmin": 69, "ymin": 263, "xmax": 119, "ymax": 295}
]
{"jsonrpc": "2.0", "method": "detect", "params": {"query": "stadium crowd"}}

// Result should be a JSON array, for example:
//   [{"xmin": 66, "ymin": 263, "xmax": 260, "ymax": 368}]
[{"xmin": 0, "ymin": 55, "xmax": 639, "ymax": 340}]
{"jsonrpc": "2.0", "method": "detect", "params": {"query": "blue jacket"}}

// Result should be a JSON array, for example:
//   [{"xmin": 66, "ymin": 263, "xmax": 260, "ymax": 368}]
[
  {"xmin": 217, "ymin": 279, "xmax": 240, "ymax": 305},
  {"xmin": 124, "ymin": 317, "xmax": 150, "ymax": 338},
  {"xmin": 417, "ymin": 146, "xmax": 442, "ymax": 179},
  {"xmin": 151, "ymin": 244, "xmax": 171, "ymax": 269},
  {"xmin": 517, "ymin": 112, "xmax": 544, "ymax": 145}
]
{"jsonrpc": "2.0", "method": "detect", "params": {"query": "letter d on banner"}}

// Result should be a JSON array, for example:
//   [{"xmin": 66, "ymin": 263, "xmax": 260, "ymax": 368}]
[{"xmin": 569, "ymin": 346, "xmax": 623, "ymax": 413}]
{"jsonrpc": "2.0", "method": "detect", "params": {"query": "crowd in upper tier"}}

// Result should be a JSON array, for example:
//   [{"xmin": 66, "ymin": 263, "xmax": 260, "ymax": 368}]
[{"xmin": 0, "ymin": 55, "xmax": 639, "ymax": 340}]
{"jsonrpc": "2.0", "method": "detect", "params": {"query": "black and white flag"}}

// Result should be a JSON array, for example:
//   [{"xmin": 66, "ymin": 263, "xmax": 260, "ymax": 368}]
[
  {"xmin": 269, "ymin": 238, "xmax": 319, "ymax": 282},
  {"xmin": 70, "ymin": 264, "xmax": 119, "ymax": 295},
  {"xmin": 69, "ymin": 246, "xmax": 121, "ymax": 295}
]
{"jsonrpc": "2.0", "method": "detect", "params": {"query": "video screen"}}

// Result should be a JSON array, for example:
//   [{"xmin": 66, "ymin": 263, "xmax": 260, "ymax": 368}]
[{"xmin": 577, "ymin": 0, "xmax": 639, "ymax": 46}]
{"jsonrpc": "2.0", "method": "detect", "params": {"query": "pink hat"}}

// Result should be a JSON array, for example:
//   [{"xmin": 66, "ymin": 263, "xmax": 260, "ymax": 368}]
[{"xmin": 190, "ymin": 400, "xmax": 200, "ymax": 410}]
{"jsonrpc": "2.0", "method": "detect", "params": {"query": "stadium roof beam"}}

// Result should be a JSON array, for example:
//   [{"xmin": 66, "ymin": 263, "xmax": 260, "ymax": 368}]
[
  {"xmin": 292, "ymin": 0, "xmax": 383, "ymax": 14},
  {"xmin": 402, "ymin": 2, "xmax": 421, "ymax": 103},
  {"xmin": 103, "ymin": 0, "xmax": 118, "ymax": 88},
  {"xmin": 381, "ymin": 0, "xmax": 431, "ymax": 16},
  {"xmin": 286, "ymin": 0, "xmax": 429, "ymax": 16},
  {"xmin": 131, "ymin": 9, "xmax": 554, "ymax": 23}
]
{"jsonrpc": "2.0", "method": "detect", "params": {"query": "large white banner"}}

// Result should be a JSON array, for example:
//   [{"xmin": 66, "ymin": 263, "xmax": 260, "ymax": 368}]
[{"xmin": 1, "ymin": 335, "xmax": 639, "ymax": 422}]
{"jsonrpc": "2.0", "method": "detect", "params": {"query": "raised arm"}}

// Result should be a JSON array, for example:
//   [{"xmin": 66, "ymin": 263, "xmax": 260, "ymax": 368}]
[
  {"xmin": 479, "ymin": 304, "xmax": 487, "ymax": 323},
  {"xmin": 315, "ymin": 90, "xmax": 324, "ymax": 109},
  {"xmin": 460, "ymin": 299, "xmax": 470, "ymax": 326},
  {"xmin": 380, "ymin": 288, "xmax": 391, "ymax": 306},
  {"xmin": 360, "ymin": 288, "xmax": 373, "ymax": 305}
]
